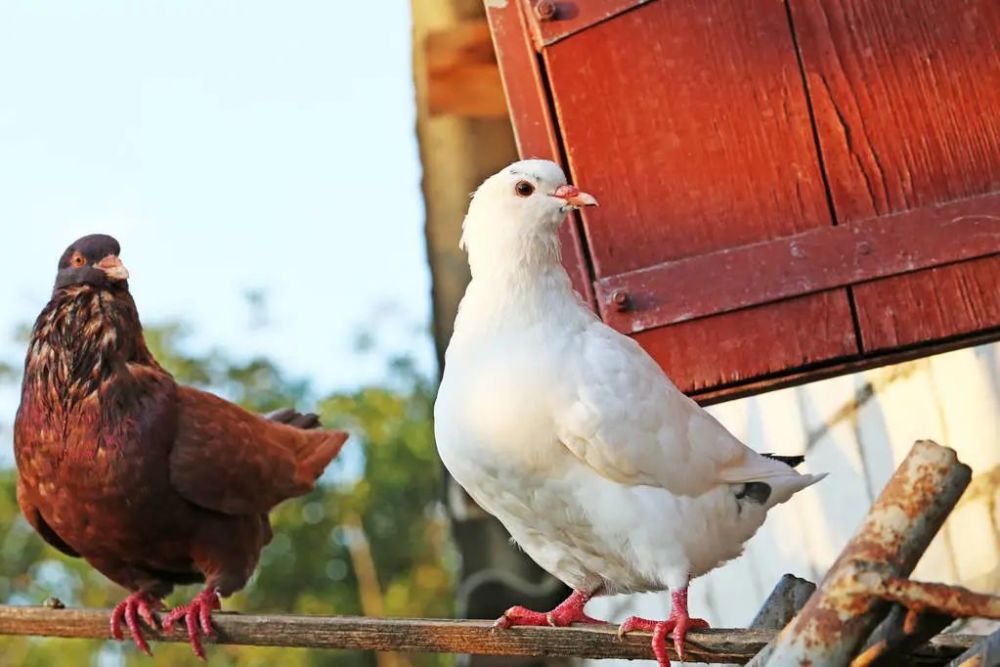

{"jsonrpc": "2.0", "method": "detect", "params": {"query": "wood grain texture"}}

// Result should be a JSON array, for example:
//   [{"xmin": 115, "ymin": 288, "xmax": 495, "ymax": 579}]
[
  {"xmin": 542, "ymin": 0, "xmax": 856, "ymax": 390},
  {"xmin": 855, "ymin": 258, "xmax": 1000, "ymax": 352},
  {"xmin": 545, "ymin": 0, "xmax": 834, "ymax": 275},
  {"xmin": 0, "ymin": 606, "xmax": 981, "ymax": 664},
  {"xmin": 789, "ymin": 0, "xmax": 1000, "ymax": 351},
  {"xmin": 596, "ymin": 196, "xmax": 1000, "ymax": 333},
  {"xmin": 635, "ymin": 290, "xmax": 856, "ymax": 395},
  {"xmin": 485, "ymin": 0, "xmax": 594, "ymax": 306}
]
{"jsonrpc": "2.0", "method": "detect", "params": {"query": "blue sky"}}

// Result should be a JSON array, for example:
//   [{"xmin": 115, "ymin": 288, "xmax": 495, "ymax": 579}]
[{"xmin": 0, "ymin": 0, "xmax": 435, "ymax": 431}]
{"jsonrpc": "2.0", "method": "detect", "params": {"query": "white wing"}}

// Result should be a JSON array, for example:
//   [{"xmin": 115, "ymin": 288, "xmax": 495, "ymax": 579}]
[{"xmin": 555, "ymin": 322, "xmax": 814, "ymax": 498}]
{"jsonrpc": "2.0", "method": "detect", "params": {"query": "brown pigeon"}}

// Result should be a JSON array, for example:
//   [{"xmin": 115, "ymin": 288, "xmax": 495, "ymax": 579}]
[{"xmin": 14, "ymin": 234, "xmax": 348, "ymax": 658}]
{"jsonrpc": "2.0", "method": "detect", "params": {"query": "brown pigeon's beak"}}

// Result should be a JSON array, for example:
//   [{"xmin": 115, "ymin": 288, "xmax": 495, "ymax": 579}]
[
  {"xmin": 553, "ymin": 184, "xmax": 598, "ymax": 209},
  {"xmin": 96, "ymin": 255, "xmax": 129, "ymax": 281}
]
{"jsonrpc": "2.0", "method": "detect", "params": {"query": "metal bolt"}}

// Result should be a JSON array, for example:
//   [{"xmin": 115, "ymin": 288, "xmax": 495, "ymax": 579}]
[
  {"xmin": 610, "ymin": 290, "xmax": 630, "ymax": 312},
  {"xmin": 534, "ymin": 0, "xmax": 557, "ymax": 21},
  {"xmin": 858, "ymin": 241, "xmax": 873, "ymax": 256}
]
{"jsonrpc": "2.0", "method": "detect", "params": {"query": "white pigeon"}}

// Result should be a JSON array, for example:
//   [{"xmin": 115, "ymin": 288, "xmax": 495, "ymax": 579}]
[{"xmin": 434, "ymin": 159, "xmax": 826, "ymax": 666}]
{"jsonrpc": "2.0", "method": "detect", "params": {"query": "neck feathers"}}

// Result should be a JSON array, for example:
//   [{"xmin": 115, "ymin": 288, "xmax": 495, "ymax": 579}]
[
  {"xmin": 465, "ymin": 225, "xmax": 563, "ymax": 285},
  {"xmin": 23, "ymin": 285, "xmax": 156, "ymax": 408}
]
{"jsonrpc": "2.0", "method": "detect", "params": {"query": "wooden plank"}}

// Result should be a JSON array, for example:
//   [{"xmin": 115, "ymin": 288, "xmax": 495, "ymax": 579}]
[
  {"xmin": 425, "ymin": 20, "xmax": 508, "ymax": 118},
  {"xmin": 542, "ymin": 0, "xmax": 857, "ymax": 391},
  {"xmin": 689, "ymin": 327, "xmax": 1000, "ymax": 405},
  {"xmin": 485, "ymin": 0, "xmax": 594, "ymax": 306},
  {"xmin": 0, "ymin": 606, "xmax": 980, "ymax": 664},
  {"xmin": 855, "ymin": 258, "xmax": 1000, "ymax": 352},
  {"xmin": 636, "ymin": 291, "xmax": 856, "ymax": 395},
  {"xmin": 594, "ymin": 195, "xmax": 1000, "ymax": 333},
  {"xmin": 789, "ymin": 0, "xmax": 1000, "ymax": 351}
]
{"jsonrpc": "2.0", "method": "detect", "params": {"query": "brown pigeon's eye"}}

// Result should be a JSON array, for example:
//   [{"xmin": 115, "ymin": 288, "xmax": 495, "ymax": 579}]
[
  {"xmin": 515, "ymin": 180, "xmax": 535, "ymax": 197},
  {"xmin": 72, "ymin": 254, "xmax": 86, "ymax": 267}
]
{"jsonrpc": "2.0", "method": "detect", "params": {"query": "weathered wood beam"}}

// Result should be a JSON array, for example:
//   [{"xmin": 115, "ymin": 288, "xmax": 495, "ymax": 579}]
[
  {"xmin": 425, "ymin": 20, "xmax": 507, "ymax": 118},
  {"xmin": 0, "ymin": 606, "xmax": 982, "ymax": 664}
]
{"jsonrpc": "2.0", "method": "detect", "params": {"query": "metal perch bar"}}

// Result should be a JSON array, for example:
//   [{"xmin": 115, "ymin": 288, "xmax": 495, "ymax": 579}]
[{"xmin": 0, "ymin": 606, "xmax": 982, "ymax": 664}]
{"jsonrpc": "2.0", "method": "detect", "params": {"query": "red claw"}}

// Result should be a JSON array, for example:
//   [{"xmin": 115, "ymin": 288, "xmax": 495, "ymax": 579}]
[
  {"xmin": 494, "ymin": 589, "xmax": 606, "ymax": 629},
  {"xmin": 109, "ymin": 591, "xmax": 163, "ymax": 656},
  {"xmin": 162, "ymin": 587, "xmax": 221, "ymax": 660},
  {"xmin": 617, "ymin": 588, "xmax": 709, "ymax": 667}
]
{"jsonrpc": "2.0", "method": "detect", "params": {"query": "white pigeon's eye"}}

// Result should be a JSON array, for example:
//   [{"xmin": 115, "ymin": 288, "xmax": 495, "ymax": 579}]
[{"xmin": 514, "ymin": 180, "xmax": 535, "ymax": 197}]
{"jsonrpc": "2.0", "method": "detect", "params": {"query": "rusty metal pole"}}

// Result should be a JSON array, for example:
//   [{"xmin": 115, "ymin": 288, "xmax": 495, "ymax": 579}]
[
  {"xmin": 760, "ymin": 440, "xmax": 971, "ymax": 667},
  {"xmin": 750, "ymin": 575, "xmax": 817, "ymax": 631}
]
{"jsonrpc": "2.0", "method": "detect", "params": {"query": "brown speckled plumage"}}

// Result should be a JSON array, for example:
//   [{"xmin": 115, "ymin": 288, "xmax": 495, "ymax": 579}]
[{"xmin": 14, "ymin": 234, "xmax": 347, "ymax": 657}]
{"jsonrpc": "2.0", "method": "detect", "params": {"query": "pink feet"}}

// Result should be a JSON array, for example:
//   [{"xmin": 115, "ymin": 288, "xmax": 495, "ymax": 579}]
[
  {"xmin": 495, "ymin": 589, "xmax": 606, "ymax": 628},
  {"xmin": 162, "ymin": 587, "xmax": 221, "ymax": 659},
  {"xmin": 110, "ymin": 591, "xmax": 164, "ymax": 655},
  {"xmin": 617, "ymin": 589, "xmax": 709, "ymax": 666}
]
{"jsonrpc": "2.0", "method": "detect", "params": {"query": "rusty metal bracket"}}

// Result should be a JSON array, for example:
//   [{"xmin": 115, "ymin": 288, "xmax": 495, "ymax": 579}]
[
  {"xmin": 866, "ymin": 577, "xmax": 1000, "ymax": 623},
  {"xmin": 756, "ymin": 440, "xmax": 973, "ymax": 666}
]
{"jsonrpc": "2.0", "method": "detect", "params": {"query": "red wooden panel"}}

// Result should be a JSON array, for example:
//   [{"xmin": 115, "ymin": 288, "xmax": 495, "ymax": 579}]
[
  {"xmin": 595, "ymin": 196, "xmax": 1000, "ymax": 333},
  {"xmin": 485, "ymin": 0, "xmax": 594, "ymax": 305},
  {"xmin": 544, "ymin": 0, "xmax": 834, "ymax": 276},
  {"xmin": 539, "ymin": 0, "xmax": 857, "ymax": 389},
  {"xmin": 516, "ymin": 0, "xmax": 645, "ymax": 47},
  {"xmin": 635, "ymin": 290, "xmax": 857, "ymax": 395},
  {"xmin": 855, "ymin": 258, "xmax": 1000, "ymax": 352},
  {"xmin": 789, "ymin": 0, "xmax": 1000, "ymax": 350}
]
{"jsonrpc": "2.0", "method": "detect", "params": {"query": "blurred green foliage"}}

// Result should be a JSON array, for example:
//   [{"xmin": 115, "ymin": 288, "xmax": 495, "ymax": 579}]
[{"xmin": 0, "ymin": 319, "xmax": 455, "ymax": 666}]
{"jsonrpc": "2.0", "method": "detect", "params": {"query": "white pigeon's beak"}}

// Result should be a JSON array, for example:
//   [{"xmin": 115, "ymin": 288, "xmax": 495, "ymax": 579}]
[
  {"xmin": 552, "ymin": 184, "xmax": 598, "ymax": 209},
  {"xmin": 96, "ymin": 254, "xmax": 130, "ymax": 281}
]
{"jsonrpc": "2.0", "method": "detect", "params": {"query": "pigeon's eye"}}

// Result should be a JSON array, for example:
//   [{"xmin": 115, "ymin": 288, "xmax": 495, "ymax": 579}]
[
  {"xmin": 514, "ymin": 180, "xmax": 535, "ymax": 197},
  {"xmin": 71, "ymin": 254, "xmax": 86, "ymax": 267}
]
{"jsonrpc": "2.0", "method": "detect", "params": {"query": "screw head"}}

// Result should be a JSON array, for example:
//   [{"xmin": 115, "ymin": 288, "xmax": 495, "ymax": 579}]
[
  {"xmin": 858, "ymin": 241, "xmax": 873, "ymax": 256},
  {"xmin": 534, "ymin": 0, "xmax": 557, "ymax": 21},
  {"xmin": 610, "ymin": 290, "xmax": 630, "ymax": 312}
]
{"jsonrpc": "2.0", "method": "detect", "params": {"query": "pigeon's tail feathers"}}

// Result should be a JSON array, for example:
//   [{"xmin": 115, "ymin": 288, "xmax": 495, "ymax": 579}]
[
  {"xmin": 265, "ymin": 407, "xmax": 322, "ymax": 430},
  {"xmin": 764, "ymin": 472, "xmax": 827, "ymax": 509},
  {"xmin": 296, "ymin": 430, "xmax": 349, "ymax": 484},
  {"xmin": 720, "ymin": 450, "xmax": 826, "ymax": 509},
  {"xmin": 762, "ymin": 453, "xmax": 805, "ymax": 468}
]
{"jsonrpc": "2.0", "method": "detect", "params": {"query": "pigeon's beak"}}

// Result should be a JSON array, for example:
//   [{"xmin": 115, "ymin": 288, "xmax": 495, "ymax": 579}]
[
  {"xmin": 96, "ymin": 255, "xmax": 129, "ymax": 281},
  {"xmin": 553, "ymin": 184, "xmax": 599, "ymax": 209}
]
